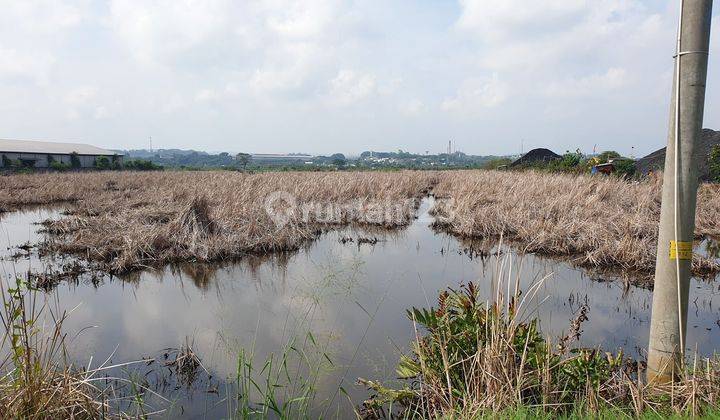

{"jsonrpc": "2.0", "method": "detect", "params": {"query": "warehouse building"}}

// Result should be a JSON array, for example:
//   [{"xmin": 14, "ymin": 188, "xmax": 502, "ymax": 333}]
[{"xmin": 0, "ymin": 139, "xmax": 122, "ymax": 169}]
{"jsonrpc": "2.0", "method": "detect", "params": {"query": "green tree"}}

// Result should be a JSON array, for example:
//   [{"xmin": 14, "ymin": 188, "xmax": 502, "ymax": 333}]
[
  {"xmin": 70, "ymin": 152, "xmax": 82, "ymax": 169},
  {"xmin": 548, "ymin": 149, "xmax": 585, "ymax": 172},
  {"xmin": 95, "ymin": 156, "xmax": 110, "ymax": 170},
  {"xmin": 709, "ymin": 145, "xmax": 720, "ymax": 183},
  {"xmin": 50, "ymin": 161, "xmax": 70, "ymax": 171},
  {"xmin": 111, "ymin": 155, "xmax": 122, "ymax": 169},
  {"xmin": 125, "ymin": 159, "xmax": 163, "ymax": 171},
  {"xmin": 482, "ymin": 157, "xmax": 513, "ymax": 170},
  {"xmin": 236, "ymin": 153, "xmax": 252, "ymax": 170},
  {"xmin": 614, "ymin": 159, "xmax": 636, "ymax": 178},
  {"xmin": 330, "ymin": 153, "xmax": 346, "ymax": 168},
  {"xmin": 597, "ymin": 151, "xmax": 621, "ymax": 163}
]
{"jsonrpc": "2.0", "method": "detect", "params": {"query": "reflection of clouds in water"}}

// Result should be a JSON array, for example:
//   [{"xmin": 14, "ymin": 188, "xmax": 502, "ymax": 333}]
[{"xmin": 4, "ymin": 204, "xmax": 720, "ymax": 417}]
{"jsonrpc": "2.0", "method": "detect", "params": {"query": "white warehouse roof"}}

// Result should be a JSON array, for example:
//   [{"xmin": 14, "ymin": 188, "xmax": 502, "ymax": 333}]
[{"xmin": 0, "ymin": 139, "xmax": 120, "ymax": 156}]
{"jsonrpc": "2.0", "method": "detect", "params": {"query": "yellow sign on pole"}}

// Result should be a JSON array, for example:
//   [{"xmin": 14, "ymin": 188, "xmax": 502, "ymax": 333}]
[{"xmin": 669, "ymin": 241, "xmax": 693, "ymax": 260}]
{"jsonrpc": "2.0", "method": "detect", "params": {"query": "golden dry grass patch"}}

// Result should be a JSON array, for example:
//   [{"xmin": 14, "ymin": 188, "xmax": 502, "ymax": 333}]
[{"xmin": 1, "ymin": 170, "xmax": 720, "ymax": 277}]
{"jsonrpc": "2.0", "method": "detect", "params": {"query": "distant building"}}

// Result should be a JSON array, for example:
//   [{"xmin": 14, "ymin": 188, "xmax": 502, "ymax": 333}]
[
  {"xmin": 250, "ymin": 153, "xmax": 315, "ymax": 165},
  {"xmin": 251, "ymin": 153, "xmax": 314, "ymax": 161},
  {"xmin": 0, "ymin": 139, "xmax": 123, "ymax": 169},
  {"xmin": 591, "ymin": 157, "xmax": 634, "ymax": 175}
]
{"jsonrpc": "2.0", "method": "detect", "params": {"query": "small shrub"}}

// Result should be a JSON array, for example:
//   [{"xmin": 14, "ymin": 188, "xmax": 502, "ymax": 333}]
[
  {"xmin": 482, "ymin": 157, "xmax": 513, "ymax": 170},
  {"xmin": 614, "ymin": 159, "xmax": 636, "ymax": 178},
  {"xmin": 124, "ymin": 159, "xmax": 163, "ymax": 171},
  {"xmin": 709, "ymin": 145, "xmax": 720, "ymax": 183},
  {"xmin": 548, "ymin": 149, "xmax": 585, "ymax": 172},
  {"xmin": 362, "ymin": 275, "xmax": 720, "ymax": 418},
  {"xmin": 50, "ymin": 161, "xmax": 71, "ymax": 172},
  {"xmin": 70, "ymin": 152, "xmax": 81, "ymax": 169},
  {"xmin": 94, "ymin": 156, "xmax": 110, "ymax": 170},
  {"xmin": 596, "ymin": 150, "xmax": 621, "ymax": 163}
]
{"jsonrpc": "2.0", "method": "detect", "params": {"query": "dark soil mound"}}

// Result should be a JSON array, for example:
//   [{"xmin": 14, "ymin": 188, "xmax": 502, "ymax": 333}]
[
  {"xmin": 636, "ymin": 128, "xmax": 720, "ymax": 180},
  {"xmin": 510, "ymin": 148, "xmax": 561, "ymax": 167}
]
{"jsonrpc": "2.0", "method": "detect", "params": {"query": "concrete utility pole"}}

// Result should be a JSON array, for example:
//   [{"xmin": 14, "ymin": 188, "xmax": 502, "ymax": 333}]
[{"xmin": 648, "ymin": 0, "xmax": 713, "ymax": 384}]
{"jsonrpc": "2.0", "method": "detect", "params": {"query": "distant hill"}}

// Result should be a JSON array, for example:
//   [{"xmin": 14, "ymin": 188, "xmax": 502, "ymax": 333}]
[
  {"xmin": 636, "ymin": 128, "xmax": 720, "ymax": 180},
  {"xmin": 510, "ymin": 148, "xmax": 561, "ymax": 167}
]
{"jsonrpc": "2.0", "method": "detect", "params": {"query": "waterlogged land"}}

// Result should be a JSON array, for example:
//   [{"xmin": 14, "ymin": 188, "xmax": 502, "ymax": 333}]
[
  {"xmin": 2, "ymin": 170, "xmax": 720, "ymax": 417},
  {"xmin": 2, "ymin": 170, "xmax": 720, "ymax": 277}
]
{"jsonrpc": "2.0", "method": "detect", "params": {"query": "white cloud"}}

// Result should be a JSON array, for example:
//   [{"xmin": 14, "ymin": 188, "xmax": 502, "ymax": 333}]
[
  {"xmin": 0, "ymin": 1, "xmax": 85, "ymax": 34},
  {"xmin": 65, "ymin": 87, "xmax": 98, "ymax": 106},
  {"xmin": 264, "ymin": 0, "xmax": 340, "ymax": 40},
  {"xmin": 456, "ymin": 0, "xmax": 588, "ymax": 42},
  {"xmin": 327, "ymin": 70, "xmax": 377, "ymax": 106},
  {"xmin": 442, "ymin": 74, "xmax": 508, "ymax": 115},
  {"xmin": 108, "ymin": 0, "xmax": 233, "ymax": 65},
  {"xmin": 0, "ymin": 1, "xmax": 86, "ymax": 85},
  {"xmin": 0, "ymin": 0, "xmax": 715, "ymax": 155},
  {"xmin": 456, "ymin": 0, "xmax": 656, "ymax": 73},
  {"xmin": 544, "ymin": 68, "xmax": 628, "ymax": 98},
  {"xmin": 195, "ymin": 88, "xmax": 222, "ymax": 103},
  {"xmin": 93, "ymin": 106, "xmax": 111, "ymax": 119},
  {"xmin": 400, "ymin": 99, "xmax": 426, "ymax": 116},
  {"xmin": 0, "ymin": 47, "xmax": 55, "ymax": 85}
]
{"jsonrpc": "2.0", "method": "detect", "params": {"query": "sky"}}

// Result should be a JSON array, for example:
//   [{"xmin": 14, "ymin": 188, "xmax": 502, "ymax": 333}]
[{"xmin": 0, "ymin": 1, "xmax": 718, "ymax": 157}]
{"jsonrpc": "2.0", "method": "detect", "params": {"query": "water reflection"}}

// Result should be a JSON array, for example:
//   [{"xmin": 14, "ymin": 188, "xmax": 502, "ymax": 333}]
[{"xmin": 2, "ymin": 204, "xmax": 720, "ymax": 418}]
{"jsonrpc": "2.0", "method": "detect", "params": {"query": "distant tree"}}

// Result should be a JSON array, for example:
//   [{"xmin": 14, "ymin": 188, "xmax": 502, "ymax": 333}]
[
  {"xmin": 597, "ymin": 151, "xmax": 621, "ymax": 163},
  {"xmin": 709, "ymin": 145, "xmax": 720, "ymax": 183},
  {"xmin": 562, "ymin": 149, "xmax": 584, "ymax": 167},
  {"xmin": 330, "ymin": 153, "xmax": 346, "ymax": 168},
  {"xmin": 95, "ymin": 156, "xmax": 111, "ymax": 170},
  {"xmin": 236, "ymin": 153, "xmax": 252, "ymax": 170},
  {"xmin": 547, "ymin": 149, "xmax": 585, "ymax": 173},
  {"xmin": 614, "ymin": 159, "xmax": 636, "ymax": 178},
  {"xmin": 50, "ymin": 161, "xmax": 70, "ymax": 171},
  {"xmin": 482, "ymin": 157, "xmax": 513, "ymax": 170},
  {"xmin": 70, "ymin": 152, "xmax": 82, "ymax": 169},
  {"xmin": 125, "ymin": 159, "xmax": 163, "ymax": 171},
  {"xmin": 2, "ymin": 154, "xmax": 11, "ymax": 168},
  {"xmin": 111, "ymin": 155, "xmax": 122, "ymax": 169}
]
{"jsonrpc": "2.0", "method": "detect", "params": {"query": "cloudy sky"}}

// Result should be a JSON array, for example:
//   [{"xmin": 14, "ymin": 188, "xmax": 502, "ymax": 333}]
[{"xmin": 0, "ymin": 1, "xmax": 718, "ymax": 156}]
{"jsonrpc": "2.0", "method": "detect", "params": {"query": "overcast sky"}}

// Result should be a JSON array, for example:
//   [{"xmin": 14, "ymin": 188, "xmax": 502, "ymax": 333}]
[{"xmin": 0, "ymin": 1, "xmax": 718, "ymax": 156}]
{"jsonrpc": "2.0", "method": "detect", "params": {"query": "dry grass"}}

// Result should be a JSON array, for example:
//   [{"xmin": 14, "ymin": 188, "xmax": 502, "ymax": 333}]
[
  {"xmin": 0, "ymin": 171, "xmax": 436, "ymax": 272},
  {"xmin": 0, "ymin": 279, "xmax": 160, "ymax": 418},
  {"xmin": 1, "ymin": 169, "xmax": 720, "ymax": 277},
  {"xmin": 432, "ymin": 170, "xmax": 720, "ymax": 279}
]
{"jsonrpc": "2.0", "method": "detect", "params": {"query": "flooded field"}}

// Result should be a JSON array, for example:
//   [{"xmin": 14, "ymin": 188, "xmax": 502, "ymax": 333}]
[{"xmin": 2, "ymin": 200, "xmax": 720, "ymax": 418}]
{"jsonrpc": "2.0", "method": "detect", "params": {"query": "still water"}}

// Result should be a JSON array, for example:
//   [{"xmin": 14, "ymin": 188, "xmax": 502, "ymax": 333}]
[{"xmin": 2, "ymin": 201, "xmax": 720, "ymax": 418}]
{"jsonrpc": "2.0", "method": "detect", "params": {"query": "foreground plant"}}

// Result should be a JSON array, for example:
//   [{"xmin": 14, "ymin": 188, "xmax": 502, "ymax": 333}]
[
  {"xmin": 359, "ymin": 257, "xmax": 720, "ymax": 418},
  {"xmin": 0, "ymin": 279, "xmax": 160, "ymax": 418}
]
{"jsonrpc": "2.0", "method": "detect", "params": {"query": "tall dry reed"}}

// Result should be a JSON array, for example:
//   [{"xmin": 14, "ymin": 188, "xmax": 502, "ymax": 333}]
[
  {"xmin": 2, "ymin": 170, "xmax": 720, "ymax": 277},
  {"xmin": 0, "ymin": 278, "xmax": 160, "ymax": 418},
  {"xmin": 432, "ymin": 170, "xmax": 720, "ymax": 280},
  {"xmin": 1, "ymin": 171, "xmax": 436, "ymax": 272}
]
